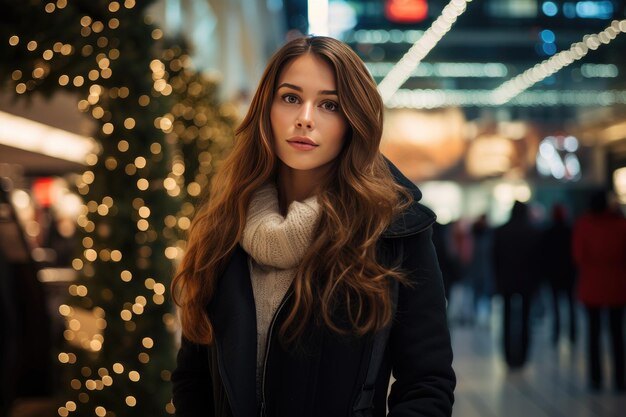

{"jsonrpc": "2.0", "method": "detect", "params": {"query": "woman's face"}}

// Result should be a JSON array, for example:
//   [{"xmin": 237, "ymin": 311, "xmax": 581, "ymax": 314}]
[{"xmin": 270, "ymin": 53, "xmax": 348, "ymax": 176}]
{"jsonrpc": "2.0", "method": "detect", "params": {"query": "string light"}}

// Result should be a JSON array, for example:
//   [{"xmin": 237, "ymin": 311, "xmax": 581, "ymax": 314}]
[
  {"xmin": 386, "ymin": 88, "xmax": 626, "ymax": 109},
  {"xmin": 378, "ymin": 0, "xmax": 474, "ymax": 103},
  {"xmin": 347, "ymin": 29, "xmax": 424, "ymax": 44},
  {"xmin": 367, "ymin": 61, "xmax": 508, "ymax": 78},
  {"xmin": 491, "ymin": 19, "xmax": 626, "ymax": 105}
]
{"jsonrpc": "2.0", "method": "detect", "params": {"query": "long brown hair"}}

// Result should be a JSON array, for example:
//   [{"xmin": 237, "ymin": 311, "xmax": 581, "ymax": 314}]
[{"xmin": 171, "ymin": 36, "xmax": 412, "ymax": 345}]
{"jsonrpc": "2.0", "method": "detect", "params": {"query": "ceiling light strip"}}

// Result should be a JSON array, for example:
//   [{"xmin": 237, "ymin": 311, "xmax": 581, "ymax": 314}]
[
  {"xmin": 377, "ymin": 0, "xmax": 473, "ymax": 104},
  {"xmin": 308, "ymin": 0, "xmax": 329, "ymax": 36},
  {"xmin": 0, "ymin": 110, "xmax": 96, "ymax": 164},
  {"xmin": 491, "ymin": 19, "xmax": 626, "ymax": 105}
]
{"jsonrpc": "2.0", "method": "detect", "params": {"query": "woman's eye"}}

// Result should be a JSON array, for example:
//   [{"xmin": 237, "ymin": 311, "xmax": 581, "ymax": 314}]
[
  {"xmin": 321, "ymin": 101, "xmax": 339, "ymax": 112},
  {"xmin": 283, "ymin": 94, "xmax": 299, "ymax": 104}
]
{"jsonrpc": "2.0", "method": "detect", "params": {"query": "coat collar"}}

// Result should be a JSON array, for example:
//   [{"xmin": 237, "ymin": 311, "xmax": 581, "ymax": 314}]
[{"xmin": 382, "ymin": 157, "xmax": 436, "ymax": 238}]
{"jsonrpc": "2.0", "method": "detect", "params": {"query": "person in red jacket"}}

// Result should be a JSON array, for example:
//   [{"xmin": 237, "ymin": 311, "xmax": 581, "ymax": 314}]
[{"xmin": 573, "ymin": 190, "xmax": 626, "ymax": 392}]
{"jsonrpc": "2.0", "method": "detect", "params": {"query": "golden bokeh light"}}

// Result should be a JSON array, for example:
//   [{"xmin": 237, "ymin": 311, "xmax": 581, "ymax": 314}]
[
  {"xmin": 120, "ymin": 270, "xmax": 132, "ymax": 282},
  {"xmin": 142, "ymin": 337, "xmax": 154, "ymax": 349},
  {"xmin": 117, "ymin": 140, "xmax": 129, "ymax": 152},
  {"xmin": 137, "ymin": 178, "xmax": 149, "ymax": 191},
  {"xmin": 144, "ymin": 278, "xmax": 155, "ymax": 290}
]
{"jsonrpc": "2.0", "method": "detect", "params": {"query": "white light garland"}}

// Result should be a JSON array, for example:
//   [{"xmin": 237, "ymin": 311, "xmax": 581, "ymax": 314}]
[
  {"xmin": 386, "ymin": 89, "xmax": 626, "ymax": 109},
  {"xmin": 491, "ymin": 19, "xmax": 626, "ymax": 105},
  {"xmin": 377, "ymin": 0, "xmax": 473, "ymax": 104},
  {"xmin": 367, "ymin": 61, "xmax": 508, "ymax": 78}
]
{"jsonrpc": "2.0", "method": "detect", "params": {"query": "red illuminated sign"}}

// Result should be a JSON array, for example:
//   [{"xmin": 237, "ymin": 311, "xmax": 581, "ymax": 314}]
[
  {"xmin": 32, "ymin": 177, "xmax": 54, "ymax": 208},
  {"xmin": 385, "ymin": 0, "xmax": 428, "ymax": 23}
]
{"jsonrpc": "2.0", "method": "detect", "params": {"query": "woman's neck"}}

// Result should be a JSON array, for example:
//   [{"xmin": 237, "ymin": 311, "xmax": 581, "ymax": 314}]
[{"xmin": 276, "ymin": 164, "xmax": 327, "ymax": 215}]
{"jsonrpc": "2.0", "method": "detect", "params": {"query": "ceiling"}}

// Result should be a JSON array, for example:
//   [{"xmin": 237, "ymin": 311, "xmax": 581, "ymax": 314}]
[{"xmin": 290, "ymin": 0, "xmax": 626, "ymax": 125}]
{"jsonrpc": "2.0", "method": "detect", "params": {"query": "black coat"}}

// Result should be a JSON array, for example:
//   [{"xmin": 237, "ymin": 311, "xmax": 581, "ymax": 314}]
[
  {"xmin": 171, "ymin": 164, "xmax": 456, "ymax": 417},
  {"xmin": 492, "ymin": 206, "xmax": 541, "ymax": 296},
  {"xmin": 539, "ymin": 223, "xmax": 576, "ymax": 290}
]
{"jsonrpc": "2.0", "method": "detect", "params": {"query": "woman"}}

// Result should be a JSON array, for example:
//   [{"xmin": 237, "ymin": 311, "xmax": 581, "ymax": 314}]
[{"xmin": 171, "ymin": 36, "xmax": 455, "ymax": 417}]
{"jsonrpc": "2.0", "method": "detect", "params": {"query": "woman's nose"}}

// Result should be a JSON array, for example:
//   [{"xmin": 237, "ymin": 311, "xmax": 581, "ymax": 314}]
[{"xmin": 295, "ymin": 104, "xmax": 314, "ymax": 129}]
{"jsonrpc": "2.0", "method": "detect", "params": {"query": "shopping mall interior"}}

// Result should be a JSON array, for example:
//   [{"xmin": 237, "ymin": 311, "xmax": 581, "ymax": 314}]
[{"xmin": 1, "ymin": 1, "xmax": 625, "ymax": 416}]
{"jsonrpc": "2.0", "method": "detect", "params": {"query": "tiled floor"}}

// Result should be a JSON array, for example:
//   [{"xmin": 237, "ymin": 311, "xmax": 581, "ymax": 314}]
[{"xmin": 451, "ymin": 294, "xmax": 626, "ymax": 417}]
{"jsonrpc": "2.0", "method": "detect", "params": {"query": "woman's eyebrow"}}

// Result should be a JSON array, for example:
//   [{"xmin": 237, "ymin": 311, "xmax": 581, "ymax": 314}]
[{"xmin": 277, "ymin": 82, "xmax": 337, "ymax": 96}]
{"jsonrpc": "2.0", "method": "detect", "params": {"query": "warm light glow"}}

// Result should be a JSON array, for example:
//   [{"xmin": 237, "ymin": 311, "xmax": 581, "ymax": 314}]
[
  {"xmin": 118, "ymin": 140, "xmax": 129, "ymax": 152},
  {"xmin": 137, "ymin": 179, "xmax": 149, "ymax": 191},
  {"xmin": 142, "ymin": 337, "xmax": 154, "ymax": 349},
  {"xmin": 120, "ymin": 270, "xmax": 132, "ymax": 282},
  {"xmin": 163, "ymin": 177, "xmax": 176, "ymax": 190},
  {"xmin": 144, "ymin": 278, "xmax": 155, "ymax": 290},
  {"xmin": 0, "ymin": 111, "xmax": 96, "ymax": 163},
  {"xmin": 138, "ymin": 206, "xmax": 151, "ymax": 218},
  {"xmin": 614, "ymin": 167, "xmax": 626, "ymax": 204},
  {"xmin": 385, "ymin": 0, "xmax": 429, "ymax": 24},
  {"xmin": 59, "ymin": 305, "xmax": 71, "ymax": 316},
  {"xmin": 153, "ymin": 283, "xmax": 166, "ymax": 295}
]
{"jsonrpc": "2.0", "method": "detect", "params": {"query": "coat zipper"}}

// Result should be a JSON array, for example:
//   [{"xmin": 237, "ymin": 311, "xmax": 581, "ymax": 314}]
[
  {"xmin": 213, "ymin": 337, "xmax": 234, "ymax": 416},
  {"xmin": 259, "ymin": 289, "xmax": 294, "ymax": 416}
]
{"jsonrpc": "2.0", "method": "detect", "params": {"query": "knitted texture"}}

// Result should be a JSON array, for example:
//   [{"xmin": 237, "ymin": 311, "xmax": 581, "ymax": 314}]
[{"xmin": 241, "ymin": 182, "xmax": 320, "ymax": 400}]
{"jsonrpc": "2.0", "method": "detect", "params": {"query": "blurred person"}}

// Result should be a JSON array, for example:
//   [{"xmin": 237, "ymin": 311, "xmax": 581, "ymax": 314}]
[
  {"xmin": 432, "ymin": 221, "xmax": 461, "ymax": 302},
  {"xmin": 447, "ymin": 219, "xmax": 475, "ymax": 325},
  {"xmin": 170, "ymin": 36, "xmax": 455, "ymax": 417},
  {"xmin": 539, "ymin": 203, "xmax": 577, "ymax": 346},
  {"xmin": 573, "ymin": 190, "xmax": 626, "ymax": 392},
  {"xmin": 467, "ymin": 214, "xmax": 494, "ymax": 326},
  {"xmin": 493, "ymin": 201, "xmax": 541, "ymax": 369}
]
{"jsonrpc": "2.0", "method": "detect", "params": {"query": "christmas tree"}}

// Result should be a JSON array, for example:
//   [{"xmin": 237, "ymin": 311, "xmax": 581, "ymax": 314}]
[{"xmin": 1, "ymin": 1, "xmax": 235, "ymax": 416}]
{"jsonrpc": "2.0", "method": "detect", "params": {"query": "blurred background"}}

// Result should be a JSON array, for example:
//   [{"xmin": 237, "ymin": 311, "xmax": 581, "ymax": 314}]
[{"xmin": 1, "ymin": 1, "xmax": 625, "ymax": 416}]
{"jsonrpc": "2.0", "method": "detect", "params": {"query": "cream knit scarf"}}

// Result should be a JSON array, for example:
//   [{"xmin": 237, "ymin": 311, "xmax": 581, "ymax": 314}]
[{"xmin": 241, "ymin": 182, "xmax": 320, "ymax": 399}]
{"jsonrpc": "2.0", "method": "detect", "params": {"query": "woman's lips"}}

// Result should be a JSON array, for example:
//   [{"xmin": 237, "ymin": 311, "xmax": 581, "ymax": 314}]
[{"xmin": 287, "ymin": 136, "xmax": 318, "ymax": 151}]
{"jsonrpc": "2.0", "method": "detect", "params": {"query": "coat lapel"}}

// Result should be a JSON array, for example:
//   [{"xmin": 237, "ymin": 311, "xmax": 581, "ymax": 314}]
[{"xmin": 208, "ymin": 245, "xmax": 257, "ymax": 417}]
